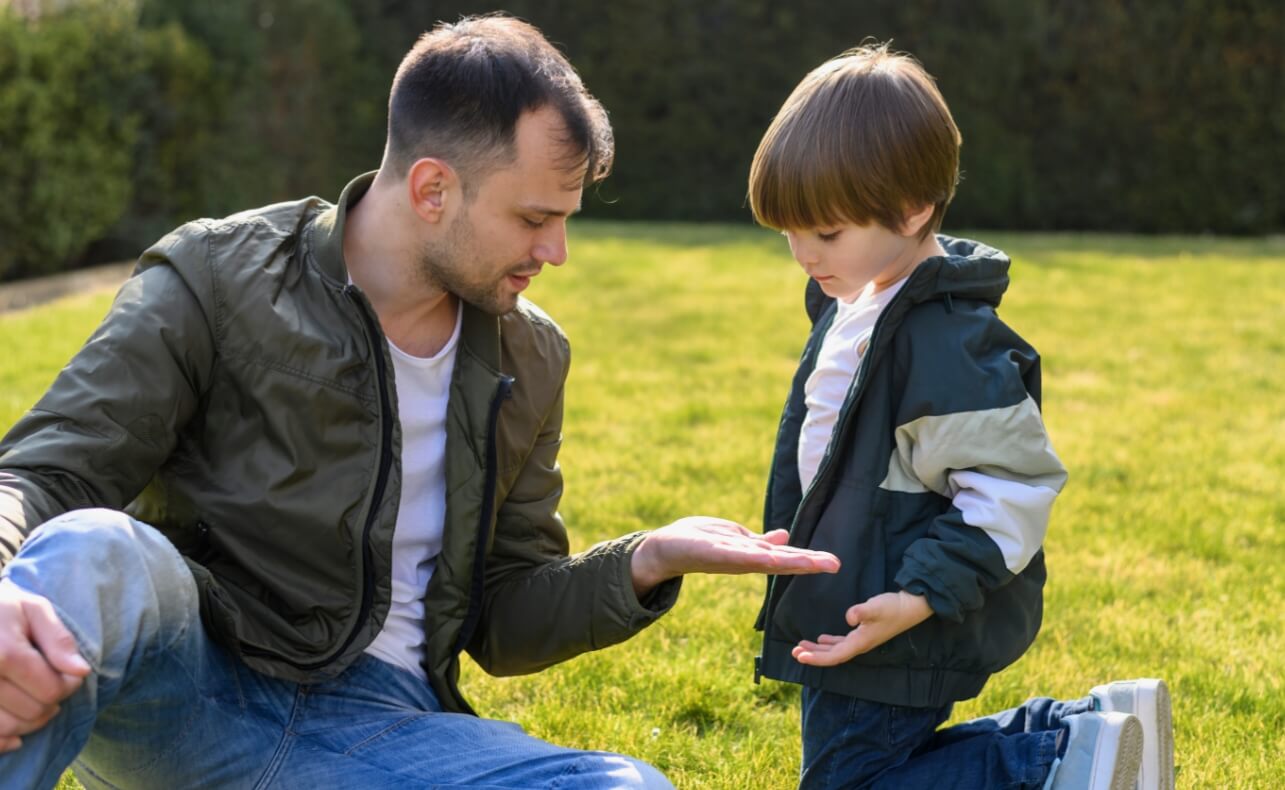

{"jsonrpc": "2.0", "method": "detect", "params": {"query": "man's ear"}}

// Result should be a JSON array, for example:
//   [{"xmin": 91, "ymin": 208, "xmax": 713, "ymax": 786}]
[
  {"xmin": 407, "ymin": 158, "xmax": 458, "ymax": 224},
  {"xmin": 900, "ymin": 203, "xmax": 936, "ymax": 238}
]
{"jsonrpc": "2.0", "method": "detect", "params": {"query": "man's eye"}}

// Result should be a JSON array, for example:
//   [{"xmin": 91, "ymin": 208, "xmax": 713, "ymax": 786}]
[{"xmin": 523, "ymin": 217, "xmax": 546, "ymax": 229}]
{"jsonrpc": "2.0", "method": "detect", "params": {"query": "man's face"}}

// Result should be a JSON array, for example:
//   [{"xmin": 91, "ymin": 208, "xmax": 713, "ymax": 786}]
[{"xmin": 418, "ymin": 106, "xmax": 585, "ymax": 315}]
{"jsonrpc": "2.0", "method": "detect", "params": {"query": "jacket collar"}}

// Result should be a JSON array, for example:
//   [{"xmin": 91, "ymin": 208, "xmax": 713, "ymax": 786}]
[
  {"xmin": 899, "ymin": 236, "xmax": 1011, "ymax": 308},
  {"xmin": 806, "ymin": 235, "xmax": 1012, "ymax": 326},
  {"xmin": 307, "ymin": 172, "xmax": 503, "ymax": 373}
]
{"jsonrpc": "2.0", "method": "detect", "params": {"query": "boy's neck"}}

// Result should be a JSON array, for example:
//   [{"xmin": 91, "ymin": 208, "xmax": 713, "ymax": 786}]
[{"xmin": 865, "ymin": 233, "xmax": 948, "ymax": 297}]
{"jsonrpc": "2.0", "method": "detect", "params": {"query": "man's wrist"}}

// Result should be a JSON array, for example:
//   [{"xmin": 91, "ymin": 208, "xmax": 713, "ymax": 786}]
[{"xmin": 629, "ymin": 532, "xmax": 670, "ymax": 599}]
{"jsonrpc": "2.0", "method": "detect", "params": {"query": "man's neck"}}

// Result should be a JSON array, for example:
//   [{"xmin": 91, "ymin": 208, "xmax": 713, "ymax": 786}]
[{"xmin": 343, "ymin": 175, "xmax": 460, "ymax": 357}]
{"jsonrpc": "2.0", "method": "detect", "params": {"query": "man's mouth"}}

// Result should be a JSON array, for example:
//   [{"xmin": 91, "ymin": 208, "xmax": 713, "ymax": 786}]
[{"xmin": 507, "ymin": 269, "xmax": 541, "ymax": 291}]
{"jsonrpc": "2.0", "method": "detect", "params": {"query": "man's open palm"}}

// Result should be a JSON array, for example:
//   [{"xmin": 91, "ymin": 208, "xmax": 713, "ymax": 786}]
[{"xmin": 630, "ymin": 517, "xmax": 839, "ymax": 596}]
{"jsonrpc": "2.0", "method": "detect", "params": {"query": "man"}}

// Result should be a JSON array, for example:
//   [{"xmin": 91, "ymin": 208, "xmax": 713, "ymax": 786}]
[{"xmin": 0, "ymin": 15, "xmax": 837, "ymax": 790}]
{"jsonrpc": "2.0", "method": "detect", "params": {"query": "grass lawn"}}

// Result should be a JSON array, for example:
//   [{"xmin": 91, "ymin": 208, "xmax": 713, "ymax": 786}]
[{"xmin": 2, "ymin": 224, "xmax": 1280, "ymax": 788}]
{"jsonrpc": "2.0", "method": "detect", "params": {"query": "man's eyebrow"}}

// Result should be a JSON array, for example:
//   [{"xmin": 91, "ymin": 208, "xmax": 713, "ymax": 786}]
[{"xmin": 522, "ymin": 202, "xmax": 582, "ymax": 217}]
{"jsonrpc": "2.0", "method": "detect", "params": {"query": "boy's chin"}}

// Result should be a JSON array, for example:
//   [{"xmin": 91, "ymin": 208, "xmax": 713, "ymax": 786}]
[{"xmin": 816, "ymin": 278, "xmax": 859, "ymax": 301}]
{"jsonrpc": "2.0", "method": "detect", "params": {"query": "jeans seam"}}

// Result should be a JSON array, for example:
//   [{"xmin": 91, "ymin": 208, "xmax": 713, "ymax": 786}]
[
  {"xmin": 252, "ymin": 686, "xmax": 306, "ymax": 790},
  {"xmin": 547, "ymin": 753, "xmax": 587, "ymax": 789},
  {"xmin": 342, "ymin": 714, "xmax": 425, "ymax": 756},
  {"xmin": 71, "ymin": 757, "xmax": 127, "ymax": 790},
  {"xmin": 42, "ymin": 598, "xmax": 100, "ymax": 673},
  {"xmin": 821, "ymin": 695, "xmax": 863, "ymax": 790}
]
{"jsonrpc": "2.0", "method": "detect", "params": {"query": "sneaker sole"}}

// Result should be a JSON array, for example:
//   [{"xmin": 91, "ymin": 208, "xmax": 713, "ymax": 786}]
[
  {"xmin": 1136, "ymin": 679, "xmax": 1175, "ymax": 790},
  {"xmin": 1093, "ymin": 679, "xmax": 1175, "ymax": 790},
  {"xmin": 1099, "ymin": 714, "xmax": 1145, "ymax": 790}
]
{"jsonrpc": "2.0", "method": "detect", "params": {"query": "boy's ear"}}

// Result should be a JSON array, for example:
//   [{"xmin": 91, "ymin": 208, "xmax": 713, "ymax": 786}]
[
  {"xmin": 900, "ymin": 203, "xmax": 936, "ymax": 238},
  {"xmin": 407, "ymin": 158, "xmax": 458, "ymax": 224}
]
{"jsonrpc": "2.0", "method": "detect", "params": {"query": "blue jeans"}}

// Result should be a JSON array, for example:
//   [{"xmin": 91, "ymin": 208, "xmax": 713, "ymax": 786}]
[
  {"xmin": 800, "ymin": 685, "xmax": 1094, "ymax": 789},
  {"xmin": 0, "ymin": 509, "xmax": 673, "ymax": 789}
]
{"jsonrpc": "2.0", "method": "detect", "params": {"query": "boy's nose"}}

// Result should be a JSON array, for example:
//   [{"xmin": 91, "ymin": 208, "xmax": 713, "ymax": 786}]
[{"xmin": 785, "ymin": 232, "xmax": 817, "ymax": 268}]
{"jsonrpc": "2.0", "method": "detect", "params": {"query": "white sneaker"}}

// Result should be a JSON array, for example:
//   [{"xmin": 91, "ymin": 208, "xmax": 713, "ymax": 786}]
[
  {"xmin": 1045, "ymin": 711, "xmax": 1144, "ymax": 790},
  {"xmin": 1091, "ymin": 678, "xmax": 1175, "ymax": 790}
]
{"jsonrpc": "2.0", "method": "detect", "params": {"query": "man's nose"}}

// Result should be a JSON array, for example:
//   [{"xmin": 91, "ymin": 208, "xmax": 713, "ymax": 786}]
[{"xmin": 533, "ymin": 221, "xmax": 569, "ymax": 267}]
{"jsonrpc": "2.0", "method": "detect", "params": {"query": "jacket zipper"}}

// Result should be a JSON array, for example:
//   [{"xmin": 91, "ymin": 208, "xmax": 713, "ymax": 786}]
[
  {"xmin": 241, "ymin": 285, "xmax": 393, "ymax": 670},
  {"xmin": 757, "ymin": 288, "xmax": 908, "ymax": 679},
  {"xmin": 452, "ymin": 376, "xmax": 515, "ymax": 655}
]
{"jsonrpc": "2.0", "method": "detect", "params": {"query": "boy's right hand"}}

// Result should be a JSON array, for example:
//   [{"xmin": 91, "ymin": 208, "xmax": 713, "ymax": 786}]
[
  {"xmin": 791, "ymin": 590, "xmax": 933, "ymax": 667},
  {"xmin": 0, "ymin": 578, "xmax": 92, "ymax": 752}
]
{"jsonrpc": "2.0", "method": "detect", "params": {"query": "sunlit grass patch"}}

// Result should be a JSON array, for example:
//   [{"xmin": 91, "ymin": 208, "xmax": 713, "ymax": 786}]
[{"xmin": 5, "ymin": 224, "xmax": 1280, "ymax": 788}]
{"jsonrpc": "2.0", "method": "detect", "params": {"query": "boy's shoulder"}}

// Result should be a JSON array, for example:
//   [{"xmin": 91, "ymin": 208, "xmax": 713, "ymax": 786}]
[{"xmin": 895, "ymin": 234, "xmax": 1024, "ymax": 345}]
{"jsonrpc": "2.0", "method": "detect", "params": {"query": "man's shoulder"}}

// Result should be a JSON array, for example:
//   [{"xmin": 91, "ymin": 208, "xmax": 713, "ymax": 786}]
[
  {"xmin": 136, "ymin": 197, "xmax": 333, "ymax": 308},
  {"xmin": 503, "ymin": 298, "xmax": 570, "ymax": 355},
  {"xmin": 143, "ymin": 197, "xmax": 330, "ymax": 272},
  {"xmin": 497, "ymin": 298, "xmax": 571, "ymax": 393}
]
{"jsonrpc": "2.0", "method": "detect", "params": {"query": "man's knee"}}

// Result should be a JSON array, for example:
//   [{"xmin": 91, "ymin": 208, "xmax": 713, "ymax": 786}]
[
  {"xmin": 17, "ymin": 508, "xmax": 194, "ymax": 603},
  {"xmin": 578, "ymin": 753, "xmax": 674, "ymax": 790}
]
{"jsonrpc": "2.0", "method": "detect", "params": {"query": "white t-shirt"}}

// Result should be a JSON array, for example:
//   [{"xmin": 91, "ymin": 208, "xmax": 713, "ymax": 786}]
[
  {"xmin": 797, "ymin": 279, "xmax": 907, "ymax": 493},
  {"xmin": 363, "ymin": 304, "xmax": 462, "ymax": 678}
]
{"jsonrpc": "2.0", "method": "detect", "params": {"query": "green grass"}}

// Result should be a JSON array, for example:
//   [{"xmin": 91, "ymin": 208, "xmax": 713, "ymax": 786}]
[{"xmin": 4, "ymin": 224, "xmax": 1280, "ymax": 788}]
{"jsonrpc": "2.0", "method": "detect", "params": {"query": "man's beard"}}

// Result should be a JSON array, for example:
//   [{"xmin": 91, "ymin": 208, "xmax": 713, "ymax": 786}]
[{"xmin": 417, "ymin": 216, "xmax": 525, "ymax": 316}]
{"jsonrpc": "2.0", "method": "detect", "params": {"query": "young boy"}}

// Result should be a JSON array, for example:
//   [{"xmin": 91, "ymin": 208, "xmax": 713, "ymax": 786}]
[{"xmin": 748, "ymin": 45, "xmax": 1174, "ymax": 789}]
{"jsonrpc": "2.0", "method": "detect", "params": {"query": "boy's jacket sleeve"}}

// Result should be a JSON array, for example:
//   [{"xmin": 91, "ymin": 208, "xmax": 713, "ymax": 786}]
[
  {"xmin": 886, "ymin": 308, "xmax": 1067, "ymax": 623},
  {"xmin": 0, "ymin": 241, "xmax": 215, "ymax": 565}
]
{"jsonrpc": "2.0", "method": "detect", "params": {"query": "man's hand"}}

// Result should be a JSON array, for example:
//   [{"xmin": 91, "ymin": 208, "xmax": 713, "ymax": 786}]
[
  {"xmin": 0, "ymin": 578, "xmax": 92, "ymax": 753},
  {"xmin": 630, "ymin": 517, "xmax": 840, "ymax": 598},
  {"xmin": 791, "ymin": 590, "xmax": 933, "ymax": 667}
]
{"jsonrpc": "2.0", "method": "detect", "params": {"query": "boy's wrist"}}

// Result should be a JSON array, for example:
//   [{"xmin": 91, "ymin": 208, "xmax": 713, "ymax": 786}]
[{"xmin": 896, "ymin": 590, "xmax": 933, "ymax": 623}]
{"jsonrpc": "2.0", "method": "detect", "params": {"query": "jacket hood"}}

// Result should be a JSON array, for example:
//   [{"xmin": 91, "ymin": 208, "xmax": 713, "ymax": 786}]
[
  {"xmin": 902, "ymin": 235, "xmax": 1011, "ymax": 308},
  {"xmin": 805, "ymin": 235, "xmax": 1010, "ymax": 324}
]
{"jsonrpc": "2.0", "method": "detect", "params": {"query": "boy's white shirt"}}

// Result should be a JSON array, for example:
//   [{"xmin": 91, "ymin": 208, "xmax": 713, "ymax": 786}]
[
  {"xmin": 798, "ymin": 278, "xmax": 907, "ymax": 492},
  {"xmin": 798, "ymin": 278, "xmax": 1053, "ymax": 577},
  {"xmin": 363, "ymin": 302, "xmax": 463, "ymax": 679}
]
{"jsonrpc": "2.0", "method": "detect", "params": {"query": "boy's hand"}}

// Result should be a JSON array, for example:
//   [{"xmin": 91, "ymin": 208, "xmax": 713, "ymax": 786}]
[{"xmin": 791, "ymin": 590, "xmax": 933, "ymax": 667}]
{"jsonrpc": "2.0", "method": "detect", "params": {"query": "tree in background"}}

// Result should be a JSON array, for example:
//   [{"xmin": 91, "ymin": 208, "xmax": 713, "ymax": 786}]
[
  {"xmin": 0, "ymin": 0, "xmax": 140, "ymax": 279},
  {"xmin": 0, "ymin": 0, "xmax": 1280, "ymax": 281}
]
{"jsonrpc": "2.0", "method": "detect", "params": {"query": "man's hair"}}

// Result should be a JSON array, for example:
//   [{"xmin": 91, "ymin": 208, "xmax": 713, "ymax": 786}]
[
  {"xmin": 748, "ymin": 43, "xmax": 961, "ymax": 240},
  {"xmin": 386, "ymin": 14, "xmax": 613, "ymax": 194}
]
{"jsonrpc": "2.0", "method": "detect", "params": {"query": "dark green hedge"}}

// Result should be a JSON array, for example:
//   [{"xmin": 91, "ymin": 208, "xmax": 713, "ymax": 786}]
[{"xmin": 1, "ymin": 0, "xmax": 1280, "ymax": 280}]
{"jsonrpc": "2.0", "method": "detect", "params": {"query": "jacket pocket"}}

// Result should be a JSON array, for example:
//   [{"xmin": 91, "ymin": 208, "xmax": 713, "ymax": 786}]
[{"xmin": 771, "ymin": 481, "xmax": 885, "ymax": 644}]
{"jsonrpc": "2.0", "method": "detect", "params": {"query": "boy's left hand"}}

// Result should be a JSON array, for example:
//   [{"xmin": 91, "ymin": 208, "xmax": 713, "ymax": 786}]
[{"xmin": 791, "ymin": 590, "xmax": 933, "ymax": 667}]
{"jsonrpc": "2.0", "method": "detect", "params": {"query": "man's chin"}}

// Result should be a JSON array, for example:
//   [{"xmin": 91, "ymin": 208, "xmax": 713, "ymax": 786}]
[{"xmin": 466, "ymin": 292, "xmax": 521, "ymax": 316}]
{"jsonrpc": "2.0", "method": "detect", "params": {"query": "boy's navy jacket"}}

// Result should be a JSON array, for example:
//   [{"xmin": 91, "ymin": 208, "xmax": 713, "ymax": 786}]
[{"xmin": 756, "ymin": 236, "xmax": 1067, "ymax": 708}]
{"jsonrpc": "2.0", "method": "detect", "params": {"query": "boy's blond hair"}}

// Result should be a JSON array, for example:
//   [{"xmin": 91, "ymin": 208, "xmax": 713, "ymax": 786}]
[{"xmin": 749, "ymin": 43, "xmax": 961, "ymax": 240}]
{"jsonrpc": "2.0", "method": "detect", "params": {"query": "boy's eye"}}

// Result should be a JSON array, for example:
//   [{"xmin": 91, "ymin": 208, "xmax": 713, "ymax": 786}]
[{"xmin": 816, "ymin": 230, "xmax": 841, "ymax": 242}]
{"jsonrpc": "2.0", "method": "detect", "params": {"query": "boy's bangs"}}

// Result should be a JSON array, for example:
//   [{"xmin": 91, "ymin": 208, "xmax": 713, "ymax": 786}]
[{"xmin": 749, "ymin": 120, "xmax": 879, "ymax": 232}]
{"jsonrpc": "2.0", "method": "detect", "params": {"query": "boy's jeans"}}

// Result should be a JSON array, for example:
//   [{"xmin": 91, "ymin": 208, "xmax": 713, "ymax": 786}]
[
  {"xmin": 800, "ymin": 685, "xmax": 1094, "ymax": 789},
  {"xmin": 0, "ymin": 509, "xmax": 672, "ymax": 790}
]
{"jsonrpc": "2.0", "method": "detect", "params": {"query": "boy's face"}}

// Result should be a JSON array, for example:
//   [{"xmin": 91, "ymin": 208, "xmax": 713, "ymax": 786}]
[{"xmin": 782, "ymin": 220, "xmax": 930, "ymax": 301}]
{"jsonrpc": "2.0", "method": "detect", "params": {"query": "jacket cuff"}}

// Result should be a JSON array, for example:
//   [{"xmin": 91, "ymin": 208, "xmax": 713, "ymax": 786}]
[
  {"xmin": 614, "ymin": 530, "xmax": 682, "ymax": 624},
  {"xmin": 896, "ymin": 565, "xmax": 965, "ymax": 624}
]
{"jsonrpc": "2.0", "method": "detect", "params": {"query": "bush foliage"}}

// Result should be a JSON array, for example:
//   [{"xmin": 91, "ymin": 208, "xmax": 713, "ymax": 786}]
[{"xmin": 0, "ymin": 0, "xmax": 1280, "ymax": 279}]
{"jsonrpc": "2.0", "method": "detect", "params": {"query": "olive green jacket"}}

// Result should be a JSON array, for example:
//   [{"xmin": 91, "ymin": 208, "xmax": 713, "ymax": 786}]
[{"xmin": 0, "ymin": 174, "xmax": 678, "ymax": 713}]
